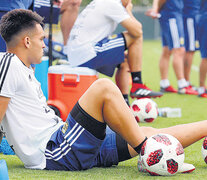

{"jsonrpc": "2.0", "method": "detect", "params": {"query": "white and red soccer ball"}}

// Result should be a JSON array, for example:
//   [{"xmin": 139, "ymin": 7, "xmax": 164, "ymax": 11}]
[
  {"xmin": 202, "ymin": 137, "xmax": 207, "ymax": 164},
  {"xmin": 130, "ymin": 98, "xmax": 158, "ymax": 123},
  {"xmin": 139, "ymin": 133, "xmax": 185, "ymax": 176}
]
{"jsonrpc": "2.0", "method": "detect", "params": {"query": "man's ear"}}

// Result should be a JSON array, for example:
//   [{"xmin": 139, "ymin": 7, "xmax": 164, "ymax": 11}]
[{"xmin": 23, "ymin": 36, "xmax": 31, "ymax": 49}]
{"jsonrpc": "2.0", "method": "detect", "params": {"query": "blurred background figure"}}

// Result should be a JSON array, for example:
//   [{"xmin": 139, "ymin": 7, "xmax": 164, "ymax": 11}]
[
  {"xmin": 0, "ymin": 0, "xmax": 34, "ymax": 52},
  {"xmin": 183, "ymin": 0, "xmax": 200, "ymax": 89},
  {"xmin": 146, "ymin": 0, "xmax": 198, "ymax": 95},
  {"xmin": 197, "ymin": 0, "xmax": 207, "ymax": 98}
]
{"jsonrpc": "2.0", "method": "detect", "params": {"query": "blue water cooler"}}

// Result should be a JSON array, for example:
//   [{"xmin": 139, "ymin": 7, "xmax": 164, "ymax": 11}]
[
  {"xmin": 0, "ymin": 159, "xmax": 9, "ymax": 180},
  {"xmin": 34, "ymin": 56, "xmax": 49, "ymax": 99}
]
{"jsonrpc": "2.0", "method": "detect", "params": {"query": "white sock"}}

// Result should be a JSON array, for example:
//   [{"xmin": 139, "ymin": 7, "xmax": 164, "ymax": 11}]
[
  {"xmin": 178, "ymin": 79, "xmax": 188, "ymax": 89},
  {"xmin": 186, "ymin": 81, "xmax": 190, "ymax": 86},
  {"xmin": 160, "ymin": 79, "xmax": 170, "ymax": 88},
  {"xmin": 198, "ymin": 87, "xmax": 205, "ymax": 95},
  {"xmin": 63, "ymin": 45, "xmax": 67, "ymax": 55}
]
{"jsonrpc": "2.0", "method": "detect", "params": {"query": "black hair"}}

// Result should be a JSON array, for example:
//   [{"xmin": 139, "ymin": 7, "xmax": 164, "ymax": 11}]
[{"xmin": 0, "ymin": 9, "xmax": 44, "ymax": 44}]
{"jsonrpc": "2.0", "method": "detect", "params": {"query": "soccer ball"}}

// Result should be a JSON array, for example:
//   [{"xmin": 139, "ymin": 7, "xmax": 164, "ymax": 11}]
[
  {"xmin": 130, "ymin": 98, "xmax": 158, "ymax": 123},
  {"xmin": 140, "ymin": 133, "xmax": 185, "ymax": 176},
  {"xmin": 201, "ymin": 137, "xmax": 207, "ymax": 164}
]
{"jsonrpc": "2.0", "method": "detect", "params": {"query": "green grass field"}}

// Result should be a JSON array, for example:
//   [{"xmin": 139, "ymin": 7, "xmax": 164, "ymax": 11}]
[{"xmin": 1, "ymin": 40, "xmax": 207, "ymax": 179}]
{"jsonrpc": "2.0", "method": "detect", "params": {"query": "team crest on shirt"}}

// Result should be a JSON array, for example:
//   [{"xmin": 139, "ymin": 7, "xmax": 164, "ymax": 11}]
[
  {"xmin": 62, "ymin": 121, "xmax": 69, "ymax": 134},
  {"xmin": 108, "ymin": 34, "xmax": 118, "ymax": 40},
  {"xmin": 195, "ymin": 40, "xmax": 200, "ymax": 49},
  {"xmin": 180, "ymin": 37, "xmax": 184, "ymax": 46},
  {"xmin": 29, "ymin": 74, "xmax": 32, "ymax": 81}
]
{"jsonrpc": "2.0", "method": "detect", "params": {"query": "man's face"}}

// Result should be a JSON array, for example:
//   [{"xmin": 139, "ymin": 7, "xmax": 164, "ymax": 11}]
[{"xmin": 28, "ymin": 24, "xmax": 45, "ymax": 64}]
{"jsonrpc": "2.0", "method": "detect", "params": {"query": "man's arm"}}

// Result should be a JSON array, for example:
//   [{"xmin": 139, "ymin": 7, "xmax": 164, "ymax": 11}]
[
  {"xmin": 0, "ymin": 96, "xmax": 10, "ymax": 124},
  {"xmin": 0, "ymin": 96, "xmax": 9, "ymax": 143},
  {"xmin": 121, "ymin": 0, "xmax": 143, "ymax": 38}
]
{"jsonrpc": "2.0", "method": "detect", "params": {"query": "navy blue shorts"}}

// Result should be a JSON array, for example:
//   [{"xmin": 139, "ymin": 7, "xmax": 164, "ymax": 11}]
[
  {"xmin": 0, "ymin": 11, "xmax": 6, "ymax": 52},
  {"xmin": 183, "ymin": 15, "xmax": 200, "ymax": 52},
  {"xmin": 45, "ymin": 104, "xmax": 119, "ymax": 171},
  {"xmin": 159, "ymin": 14, "xmax": 185, "ymax": 50},
  {"xmin": 79, "ymin": 33, "xmax": 126, "ymax": 77},
  {"xmin": 198, "ymin": 16, "xmax": 207, "ymax": 58}
]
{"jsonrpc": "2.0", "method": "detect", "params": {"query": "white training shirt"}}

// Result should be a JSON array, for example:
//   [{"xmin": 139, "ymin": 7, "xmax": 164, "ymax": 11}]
[
  {"xmin": 0, "ymin": 53, "xmax": 64, "ymax": 169},
  {"xmin": 66, "ymin": 0, "xmax": 130, "ymax": 66}
]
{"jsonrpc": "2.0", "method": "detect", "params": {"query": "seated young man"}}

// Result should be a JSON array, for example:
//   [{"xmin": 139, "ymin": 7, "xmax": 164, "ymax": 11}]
[
  {"xmin": 65, "ymin": 0, "xmax": 163, "ymax": 100},
  {"xmin": 0, "ymin": 9, "xmax": 207, "ymax": 171}
]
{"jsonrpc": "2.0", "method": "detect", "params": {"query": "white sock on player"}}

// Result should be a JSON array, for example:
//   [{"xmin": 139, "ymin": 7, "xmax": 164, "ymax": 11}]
[
  {"xmin": 178, "ymin": 79, "xmax": 188, "ymax": 89},
  {"xmin": 160, "ymin": 79, "xmax": 170, "ymax": 88},
  {"xmin": 198, "ymin": 86, "xmax": 205, "ymax": 95}
]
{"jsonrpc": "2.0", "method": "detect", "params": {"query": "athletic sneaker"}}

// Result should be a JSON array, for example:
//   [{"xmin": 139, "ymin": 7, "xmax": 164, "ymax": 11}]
[
  {"xmin": 130, "ymin": 83, "xmax": 163, "ymax": 99},
  {"xmin": 160, "ymin": 85, "xmax": 177, "ymax": 93},
  {"xmin": 179, "ymin": 163, "xmax": 195, "ymax": 173},
  {"xmin": 188, "ymin": 84, "xmax": 198, "ymax": 92},
  {"xmin": 198, "ymin": 90, "xmax": 207, "ymax": 98},
  {"xmin": 178, "ymin": 86, "xmax": 198, "ymax": 95},
  {"xmin": 138, "ymin": 155, "xmax": 195, "ymax": 174}
]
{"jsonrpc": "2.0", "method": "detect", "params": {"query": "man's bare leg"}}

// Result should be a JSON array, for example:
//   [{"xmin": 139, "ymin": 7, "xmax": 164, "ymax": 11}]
[
  {"xmin": 129, "ymin": 122, "xmax": 207, "ymax": 157},
  {"xmin": 172, "ymin": 47, "xmax": 186, "ymax": 81},
  {"xmin": 159, "ymin": 47, "xmax": 171, "ymax": 81},
  {"xmin": 198, "ymin": 59, "xmax": 207, "ymax": 97},
  {"xmin": 115, "ymin": 61, "xmax": 130, "ymax": 105},
  {"xmin": 79, "ymin": 78, "xmax": 146, "ymax": 148},
  {"xmin": 199, "ymin": 59, "xmax": 207, "ymax": 87},
  {"xmin": 184, "ymin": 51, "xmax": 195, "ymax": 84},
  {"xmin": 60, "ymin": 0, "xmax": 82, "ymax": 45},
  {"xmin": 79, "ymin": 78, "xmax": 207, "ymax": 157},
  {"xmin": 123, "ymin": 32, "xmax": 163, "ymax": 98},
  {"xmin": 123, "ymin": 32, "xmax": 142, "ymax": 72}
]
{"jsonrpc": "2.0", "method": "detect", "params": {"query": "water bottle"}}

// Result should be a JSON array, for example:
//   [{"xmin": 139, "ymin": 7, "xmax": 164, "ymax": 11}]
[
  {"xmin": 158, "ymin": 107, "xmax": 182, "ymax": 118},
  {"xmin": 0, "ymin": 159, "xmax": 9, "ymax": 180}
]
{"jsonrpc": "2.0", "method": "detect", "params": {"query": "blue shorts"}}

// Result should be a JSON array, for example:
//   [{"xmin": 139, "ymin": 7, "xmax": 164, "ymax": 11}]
[
  {"xmin": 183, "ymin": 15, "xmax": 200, "ymax": 52},
  {"xmin": 0, "ymin": 11, "xmax": 6, "ymax": 52},
  {"xmin": 159, "ymin": 14, "xmax": 185, "ymax": 50},
  {"xmin": 198, "ymin": 16, "xmax": 207, "ymax": 58},
  {"xmin": 45, "ymin": 104, "xmax": 119, "ymax": 171},
  {"xmin": 79, "ymin": 33, "xmax": 126, "ymax": 77}
]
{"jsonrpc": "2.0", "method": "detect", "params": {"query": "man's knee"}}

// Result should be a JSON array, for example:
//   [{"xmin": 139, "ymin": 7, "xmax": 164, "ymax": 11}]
[
  {"xmin": 123, "ymin": 31, "xmax": 143, "ymax": 48},
  {"xmin": 172, "ymin": 47, "xmax": 185, "ymax": 57},
  {"xmin": 162, "ymin": 47, "xmax": 171, "ymax": 58},
  {"xmin": 94, "ymin": 78, "xmax": 119, "ymax": 98},
  {"xmin": 117, "ymin": 62, "xmax": 129, "ymax": 71}
]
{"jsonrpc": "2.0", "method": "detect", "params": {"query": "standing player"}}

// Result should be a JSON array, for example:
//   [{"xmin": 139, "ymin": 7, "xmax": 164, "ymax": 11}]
[
  {"xmin": 0, "ymin": 0, "xmax": 33, "ymax": 52},
  {"xmin": 183, "ymin": 0, "xmax": 201, "ymax": 88},
  {"xmin": 197, "ymin": 0, "xmax": 207, "ymax": 98},
  {"xmin": 146, "ymin": 0, "xmax": 198, "ymax": 95},
  {"xmin": 65, "ymin": 0, "xmax": 163, "ymax": 100},
  {"xmin": 1, "ymin": 9, "xmax": 207, "ymax": 171}
]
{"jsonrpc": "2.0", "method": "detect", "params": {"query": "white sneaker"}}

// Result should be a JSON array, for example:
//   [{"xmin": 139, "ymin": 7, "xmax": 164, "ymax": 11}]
[
  {"xmin": 137, "ymin": 156, "xmax": 195, "ymax": 174},
  {"xmin": 179, "ymin": 163, "xmax": 195, "ymax": 173}
]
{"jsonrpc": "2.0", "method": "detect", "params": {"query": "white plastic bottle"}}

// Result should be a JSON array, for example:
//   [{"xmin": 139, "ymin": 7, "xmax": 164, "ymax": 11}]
[{"xmin": 158, "ymin": 108, "xmax": 182, "ymax": 118}]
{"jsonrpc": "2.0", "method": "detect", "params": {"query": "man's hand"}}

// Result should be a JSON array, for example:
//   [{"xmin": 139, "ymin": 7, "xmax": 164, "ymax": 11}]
[
  {"xmin": 0, "ymin": 96, "xmax": 10, "ymax": 124},
  {"xmin": 126, "ymin": 0, "xmax": 133, "ymax": 12},
  {"xmin": 145, "ymin": 9, "xmax": 161, "ymax": 19}
]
